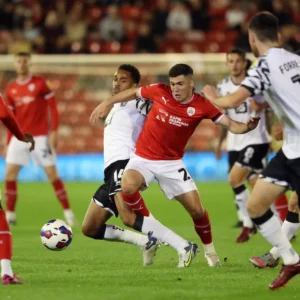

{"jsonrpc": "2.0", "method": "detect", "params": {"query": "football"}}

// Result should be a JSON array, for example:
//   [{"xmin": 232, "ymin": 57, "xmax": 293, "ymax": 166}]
[{"xmin": 40, "ymin": 219, "xmax": 73, "ymax": 251}]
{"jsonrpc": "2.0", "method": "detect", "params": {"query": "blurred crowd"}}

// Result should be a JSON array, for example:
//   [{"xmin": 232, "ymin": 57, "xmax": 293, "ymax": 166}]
[{"xmin": 0, "ymin": 0, "xmax": 299, "ymax": 55}]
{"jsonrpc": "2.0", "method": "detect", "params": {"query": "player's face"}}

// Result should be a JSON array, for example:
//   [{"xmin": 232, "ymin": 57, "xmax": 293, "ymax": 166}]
[
  {"xmin": 249, "ymin": 31, "xmax": 260, "ymax": 58},
  {"xmin": 14, "ymin": 56, "xmax": 31, "ymax": 75},
  {"xmin": 227, "ymin": 54, "xmax": 246, "ymax": 77},
  {"xmin": 112, "ymin": 70, "xmax": 136, "ymax": 95},
  {"xmin": 169, "ymin": 75, "xmax": 194, "ymax": 102}
]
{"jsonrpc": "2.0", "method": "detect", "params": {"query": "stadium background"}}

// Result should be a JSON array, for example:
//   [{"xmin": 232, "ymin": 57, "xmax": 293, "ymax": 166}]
[{"xmin": 0, "ymin": 0, "xmax": 299, "ymax": 181}]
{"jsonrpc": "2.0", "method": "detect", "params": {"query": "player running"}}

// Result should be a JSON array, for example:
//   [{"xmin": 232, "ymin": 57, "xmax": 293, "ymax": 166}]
[
  {"xmin": 82, "ymin": 64, "xmax": 159, "ymax": 266},
  {"xmin": 216, "ymin": 48, "xmax": 288, "ymax": 243},
  {"xmin": 90, "ymin": 63, "xmax": 260, "ymax": 268},
  {"xmin": 4, "ymin": 52, "xmax": 76, "ymax": 226},
  {"xmin": 0, "ymin": 95, "xmax": 35, "ymax": 284},
  {"xmin": 202, "ymin": 12, "xmax": 300, "ymax": 290}
]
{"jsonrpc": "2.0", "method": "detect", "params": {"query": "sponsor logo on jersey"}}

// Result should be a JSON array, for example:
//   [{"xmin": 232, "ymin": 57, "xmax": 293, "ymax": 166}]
[
  {"xmin": 187, "ymin": 107, "xmax": 195, "ymax": 116},
  {"xmin": 28, "ymin": 83, "xmax": 35, "ymax": 92},
  {"xmin": 15, "ymin": 96, "xmax": 35, "ymax": 106},
  {"xmin": 156, "ymin": 108, "xmax": 168, "ymax": 122}
]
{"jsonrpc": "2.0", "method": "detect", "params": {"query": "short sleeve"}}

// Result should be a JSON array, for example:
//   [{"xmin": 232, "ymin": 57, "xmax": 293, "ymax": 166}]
[
  {"xmin": 137, "ymin": 83, "xmax": 165, "ymax": 101},
  {"xmin": 40, "ymin": 79, "xmax": 55, "ymax": 100},
  {"xmin": 241, "ymin": 58, "xmax": 272, "ymax": 96},
  {"xmin": 204, "ymin": 99, "xmax": 225, "ymax": 123}
]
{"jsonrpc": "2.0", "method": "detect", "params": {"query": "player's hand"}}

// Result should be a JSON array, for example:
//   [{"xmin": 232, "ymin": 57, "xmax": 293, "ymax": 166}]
[
  {"xmin": 90, "ymin": 101, "xmax": 111, "ymax": 125},
  {"xmin": 23, "ymin": 133, "xmax": 35, "ymax": 151},
  {"xmin": 246, "ymin": 116, "xmax": 260, "ymax": 131},
  {"xmin": 249, "ymin": 99, "xmax": 260, "ymax": 112},
  {"xmin": 202, "ymin": 85, "xmax": 219, "ymax": 102},
  {"xmin": 272, "ymin": 123, "xmax": 283, "ymax": 141},
  {"xmin": 50, "ymin": 131, "xmax": 58, "ymax": 151}
]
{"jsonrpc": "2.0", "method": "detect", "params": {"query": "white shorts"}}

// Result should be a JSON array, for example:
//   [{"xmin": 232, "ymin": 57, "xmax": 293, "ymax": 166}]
[
  {"xmin": 125, "ymin": 154, "xmax": 197, "ymax": 200},
  {"xmin": 6, "ymin": 135, "xmax": 56, "ymax": 167}
]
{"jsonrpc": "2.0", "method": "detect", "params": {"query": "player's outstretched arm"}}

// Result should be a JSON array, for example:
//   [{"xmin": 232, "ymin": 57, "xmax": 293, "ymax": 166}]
[
  {"xmin": 202, "ymin": 85, "xmax": 251, "ymax": 109},
  {"xmin": 217, "ymin": 114, "xmax": 260, "ymax": 134},
  {"xmin": 90, "ymin": 87, "xmax": 139, "ymax": 125}
]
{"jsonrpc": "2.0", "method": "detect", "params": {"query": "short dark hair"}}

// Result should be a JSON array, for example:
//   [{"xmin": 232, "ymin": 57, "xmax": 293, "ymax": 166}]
[
  {"xmin": 118, "ymin": 64, "xmax": 141, "ymax": 84},
  {"xmin": 15, "ymin": 52, "xmax": 31, "ymax": 58},
  {"xmin": 168, "ymin": 64, "xmax": 193, "ymax": 77},
  {"xmin": 245, "ymin": 59, "xmax": 252, "ymax": 71},
  {"xmin": 248, "ymin": 11, "xmax": 279, "ymax": 42},
  {"xmin": 226, "ymin": 48, "xmax": 246, "ymax": 60}
]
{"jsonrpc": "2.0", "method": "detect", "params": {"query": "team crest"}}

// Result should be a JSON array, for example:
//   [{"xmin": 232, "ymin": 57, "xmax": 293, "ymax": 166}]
[
  {"xmin": 187, "ymin": 107, "xmax": 195, "ymax": 116},
  {"xmin": 28, "ymin": 84, "xmax": 35, "ymax": 92}
]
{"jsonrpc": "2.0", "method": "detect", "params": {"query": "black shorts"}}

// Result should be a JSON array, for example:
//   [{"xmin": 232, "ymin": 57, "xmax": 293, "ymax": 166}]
[
  {"xmin": 260, "ymin": 149, "xmax": 300, "ymax": 197},
  {"xmin": 92, "ymin": 159, "xmax": 129, "ymax": 217},
  {"xmin": 228, "ymin": 143, "xmax": 269, "ymax": 174}
]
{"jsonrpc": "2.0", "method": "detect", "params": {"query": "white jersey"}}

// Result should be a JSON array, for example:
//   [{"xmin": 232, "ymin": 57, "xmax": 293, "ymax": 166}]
[
  {"xmin": 103, "ymin": 98, "xmax": 151, "ymax": 169},
  {"xmin": 217, "ymin": 77, "xmax": 270, "ymax": 151},
  {"xmin": 241, "ymin": 48, "xmax": 300, "ymax": 159}
]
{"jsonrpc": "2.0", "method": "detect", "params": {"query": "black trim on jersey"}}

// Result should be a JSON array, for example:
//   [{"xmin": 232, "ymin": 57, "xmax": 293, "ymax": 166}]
[
  {"xmin": 211, "ymin": 112, "xmax": 223, "ymax": 122},
  {"xmin": 240, "ymin": 84, "xmax": 255, "ymax": 96}
]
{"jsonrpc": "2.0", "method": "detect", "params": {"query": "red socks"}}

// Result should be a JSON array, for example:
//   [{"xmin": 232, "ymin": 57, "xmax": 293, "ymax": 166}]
[
  {"xmin": 122, "ymin": 191, "xmax": 150, "ymax": 217},
  {"xmin": 275, "ymin": 194, "xmax": 289, "ymax": 222},
  {"xmin": 0, "ymin": 210, "xmax": 12, "ymax": 260},
  {"xmin": 52, "ymin": 179, "xmax": 70, "ymax": 210},
  {"xmin": 5, "ymin": 181, "xmax": 17, "ymax": 212},
  {"xmin": 193, "ymin": 211, "xmax": 212, "ymax": 245}
]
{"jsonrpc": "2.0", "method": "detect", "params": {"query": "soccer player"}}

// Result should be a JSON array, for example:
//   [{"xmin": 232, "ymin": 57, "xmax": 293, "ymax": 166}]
[
  {"xmin": 0, "ymin": 95, "xmax": 35, "ymax": 284},
  {"xmin": 4, "ymin": 52, "xmax": 76, "ymax": 226},
  {"xmin": 90, "ymin": 63, "xmax": 260, "ymax": 268},
  {"xmin": 202, "ymin": 12, "xmax": 300, "ymax": 289},
  {"xmin": 82, "ymin": 64, "xmax": 159, "ymax": 266},
  {"xmin": 216, "ymin": 48, "xmax": 288, "ymax": 243}
]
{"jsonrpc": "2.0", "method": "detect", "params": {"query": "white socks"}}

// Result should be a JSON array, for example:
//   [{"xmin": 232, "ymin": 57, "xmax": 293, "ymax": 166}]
[
  {"xmin": 235, "ymin": 188, "xmax": 253, "ymax": 228},
  {"xmin": 257, "ymin": 215, "xmax": 299, "ymax": 265},
  {"xmin": 270, "ymin": 220, "xmax": 300, "ymax": 260},
  {"xmin": 103, "ymin": 224, "xmax": 148, "ymax": 247},
  {"xmin": 141, "ymin": 217, "xmax": 189, "ymax": 252},
  {"xmin": 1, "ymin": 259, "xmax": 13, "ymax": 277}
]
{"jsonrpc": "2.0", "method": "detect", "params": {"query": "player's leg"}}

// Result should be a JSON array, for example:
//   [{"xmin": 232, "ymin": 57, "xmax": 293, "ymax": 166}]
[
  {"xmin": 0, "ymin": 193, "xmax": 22, "ymax": 284},
  {"xmin": 249, "ymin": 192, "xmax": 299, "ymax": 269},
  {"xmin": 120, "ymin": 158, "xmax": 197, "ymax": 267},
  {"xmin": 175, "ymin": 190, "xmax": 221, "ymax": 267},
  {"xmin": 228, "ymin": 151, "xmax": 243, "ymax": 228},
  {"xmin": 43, "ymin": 165, "xmax": 77, "ymax": 226},
  {"xmin": 247, "ymin": 150, "xmax": 300, "ymax": 289},
  {"xmin": 5, "ymin": 136, "xmax": 30, "ymax": 225},
  {"xmin": 228, "ymin": 164, "xmax": 254, "ymax": 242}
]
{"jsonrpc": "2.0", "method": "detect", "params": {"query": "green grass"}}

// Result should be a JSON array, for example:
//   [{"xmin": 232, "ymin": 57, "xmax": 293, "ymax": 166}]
[{"xmin": 1, "ymin": 182, "xmax": 299, "ymax": 300}]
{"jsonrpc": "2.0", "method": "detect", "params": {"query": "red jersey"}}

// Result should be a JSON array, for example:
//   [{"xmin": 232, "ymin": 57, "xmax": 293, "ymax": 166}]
[
  {"xmin": 136, "ymin": 84, "xmax": 224, "ymax": 160},
  {"xmin": 0, "ymin": 94, "xmax": 24, "ymax": 141},
  {"xmin": 6, "ymin": 75, "xmax": 59, "ymax": 141}
]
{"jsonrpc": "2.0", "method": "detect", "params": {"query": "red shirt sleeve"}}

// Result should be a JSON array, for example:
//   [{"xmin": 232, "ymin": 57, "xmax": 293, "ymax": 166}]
[
  {"xmin": 40, "ymin": 79, "xmax": 59, "ymax": 131},
  {"xmin": 0, "ymin": 95, "xmax": 24, "ymax": 141},
  {"xmin": 5, "ymin": 88, "xmax": 16, "ymax": 143},
  {"xmin": 137, "ymin": 83, "xmax": 165, "ymax": 100},
  {"xmin": 203, "ymin": 98, "xmax": 225, "ymax": 123}
]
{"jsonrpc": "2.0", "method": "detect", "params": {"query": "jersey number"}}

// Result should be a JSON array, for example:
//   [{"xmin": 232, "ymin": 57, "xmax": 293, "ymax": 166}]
[
  {"xmin": 291, "ymin": 74, "xmax": 300, "ymax": 84},
  {"xmin": 235, "ymin": 102, "xmax": 247, "ymax": 114},
  {"xmin": 178, "ymin": 168, "xmax": 191, "ymax": 181},
  {"xmin": 113, "ymin": 169, "xmax": 124, "ymax": 183},
  {"xmin": 243, "ymin": 147, "xmax": 254, "ymax": 164}
]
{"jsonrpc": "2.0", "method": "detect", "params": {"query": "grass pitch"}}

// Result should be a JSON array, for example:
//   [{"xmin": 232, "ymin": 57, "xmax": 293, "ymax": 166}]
[{"xmin": 1, "ymin": 182, "xmax": 299, "ymax": 300}]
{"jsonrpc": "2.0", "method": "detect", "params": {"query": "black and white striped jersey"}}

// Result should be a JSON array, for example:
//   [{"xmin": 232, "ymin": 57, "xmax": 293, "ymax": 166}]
[
  {"xmin": 241, "ymin": 48, "xmax": 300, "ymax": 159},
  {"xmin": 217, "ymin": 77, "xmax": 270, "ymax": 151}
]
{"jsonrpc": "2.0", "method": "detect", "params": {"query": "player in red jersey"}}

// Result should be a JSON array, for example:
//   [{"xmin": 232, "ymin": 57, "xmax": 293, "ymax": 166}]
[
  {"xmin": 0, "ymin": 95, "xmax": 34, "ymax": 284},
  {"xmin": 90, "ymin": 64, "xmax": 260, "ymax": 267},
  {"xmin": 4, "ymin": 52, "xmax": 77, "ymax": 226}
]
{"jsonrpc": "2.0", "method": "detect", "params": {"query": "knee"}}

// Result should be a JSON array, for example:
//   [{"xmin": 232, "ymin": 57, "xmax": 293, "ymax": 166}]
[
  {"xmin": 189, "ymin": 206, "xmax": 205, "ymax": 220},
  {"xmin": 246, "ymin": 200, "xmax": 265, "ymax": 218},
  {"xmin": 5, "ymin": 167, "xmax": 18, "ymax": 181},
  {"xmin": 289, "ymin": 193, "xmax": 299, "ymax": 213},
  {"xmin": 121, "ymin": 177, "xmax": 139, "ymax": 195},
  {"xmin": 228, "ymin": 173, "xmax": 242, "ymax": 187}
]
